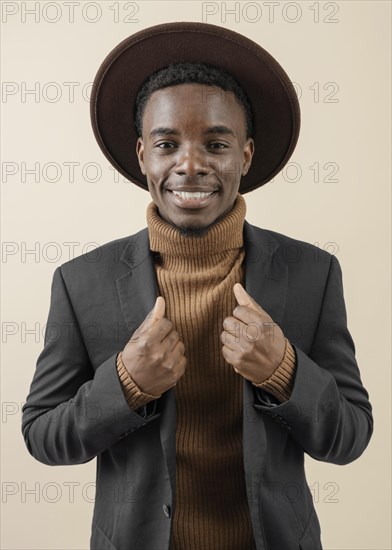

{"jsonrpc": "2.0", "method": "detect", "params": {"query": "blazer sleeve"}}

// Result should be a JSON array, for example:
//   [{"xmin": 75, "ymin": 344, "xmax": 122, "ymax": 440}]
[
  {"xmin": 21, "ymin": 266, "xmax": 161, "ymax": 466},
  {"xmin": 253, "ymin": 255, "xmax": 374, "ymax": 465}
]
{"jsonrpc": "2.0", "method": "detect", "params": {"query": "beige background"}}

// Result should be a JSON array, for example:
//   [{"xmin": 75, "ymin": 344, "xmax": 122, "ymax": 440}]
[{"xmin": 1, "ymin": 1, "xmax": 391, "ymax": 548}]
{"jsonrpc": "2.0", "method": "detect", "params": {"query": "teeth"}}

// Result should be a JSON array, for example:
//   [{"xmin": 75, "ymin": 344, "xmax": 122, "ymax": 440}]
[{"xmin": 172, "ymin": 191, "xmax": 214, "ymax": 199}]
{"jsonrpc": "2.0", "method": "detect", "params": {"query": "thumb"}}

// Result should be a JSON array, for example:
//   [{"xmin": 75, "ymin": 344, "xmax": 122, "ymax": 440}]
[
  {"xmin": 233, "ymin": 283, "xmax": 261, "ymax": 312},
  {"xmin": 133, "ymin": 296, "xmax": 165, "ymax": 339},
  {"xmin": 144, "ymin": 296, "xmax": 165, "ymax": 327}
]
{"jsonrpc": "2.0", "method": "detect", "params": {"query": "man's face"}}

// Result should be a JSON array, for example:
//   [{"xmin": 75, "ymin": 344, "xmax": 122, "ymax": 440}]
[{"xmin": 136, "ymin": 83, "xmax": 254, "ymax": 237}]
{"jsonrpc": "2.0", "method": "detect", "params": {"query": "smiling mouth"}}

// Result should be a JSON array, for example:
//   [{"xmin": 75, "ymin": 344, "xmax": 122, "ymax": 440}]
[
  {"xmin": 167, "ymin": 189, "xmax": 218, "ymax": 209},
  {"xmin": 171, "ymin": 190, "xmax": 216, "ymax": 199}
]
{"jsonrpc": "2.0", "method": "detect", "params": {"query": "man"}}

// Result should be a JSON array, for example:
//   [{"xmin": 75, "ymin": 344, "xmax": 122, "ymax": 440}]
[{"xmin": 22, "ymin": 22, "xmax": 373, "ymax": 550}]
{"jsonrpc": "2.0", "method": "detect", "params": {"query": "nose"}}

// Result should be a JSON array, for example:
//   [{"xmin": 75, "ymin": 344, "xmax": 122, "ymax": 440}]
[{"xmin": 174, "ymin": 144, "xmax": 209, "ymax": 177}]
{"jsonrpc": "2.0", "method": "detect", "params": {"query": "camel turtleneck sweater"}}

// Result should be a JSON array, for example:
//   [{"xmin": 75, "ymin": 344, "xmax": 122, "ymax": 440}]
[{"xmin": 116, "ymin": 192, "xmax": 297, "ymax": 550}]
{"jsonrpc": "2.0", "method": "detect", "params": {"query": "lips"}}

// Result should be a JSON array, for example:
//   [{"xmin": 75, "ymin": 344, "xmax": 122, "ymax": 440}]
[
  {"xmin": 171, "ymin": 190, "xmax": 215, "ymax": 199},
  {"xmin": 168, "ymin": 188, "xmax": 219, "ymax": 193},
  {"xmin": 167, "ymin": 188, "xmax": 218, "ymax": 209}
]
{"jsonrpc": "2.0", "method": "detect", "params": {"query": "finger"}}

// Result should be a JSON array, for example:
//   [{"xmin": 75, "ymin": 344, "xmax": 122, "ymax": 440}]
[
  {"xmin": 220, "ymin": 330, "xmax": 240, "ymax": 351},
  {"xmin": 232, "ymin": 305, "xmax": 271, "ymax": 326},
  {"xmin": 221, "ymin": 345, "xmax": 239, "ymax": 372},
  {"xmin": 222, "ymin": 316, "xmax": 247, "ymax": 337},
  {"xmin": 167, "ymin": 331, "xmax": 182, "ymax": 353},
  {"xmin": 163, "ymin": 343, "xmax": 186, "ymax": 377},
  {"xmin": 141, "ymin": 316, "xmax": 174, "ymax": 343},
  {"xmin": 233, "ymin": 283, "xmax": 267, "ymax": 315},
  {"xmin": 171, "ymin": 338, "xmax": 186, "ymax": 360},
  {"xmin": 147, "ymin": 296, "xmax": 165, "ymax": 323},
  {"xmin": 137, "ymin": 296, "xmax": 166, "ymax": 335}
]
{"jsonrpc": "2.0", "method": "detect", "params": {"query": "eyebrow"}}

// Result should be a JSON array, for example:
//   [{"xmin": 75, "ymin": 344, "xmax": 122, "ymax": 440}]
[
  {"xmin": 149, "ymin": 127, "xmax": 179, "ymax": 138},
  {"xmin": 205, "ymin": 125, "xmax": 235, "ymax": 137},
  {"xmin": 149, "ymin": 125, "xmax": 235, "ymax": 139}
]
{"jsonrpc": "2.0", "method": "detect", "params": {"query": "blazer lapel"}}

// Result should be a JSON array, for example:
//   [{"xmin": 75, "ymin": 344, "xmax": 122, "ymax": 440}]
[
  {"xmin": 116, "ymin": 228, "xmax": 159, "ymax": 331},
  {"xmin": 242, "ymin": 220, "xmax": 288, "ymax": 550},
  {"xmin": 243, "ymin": 219, "xmax": 288, "ymax": 330},
  {"xmin": 116, "ymin": 228, "xmax": 177, "ymax": 499}
]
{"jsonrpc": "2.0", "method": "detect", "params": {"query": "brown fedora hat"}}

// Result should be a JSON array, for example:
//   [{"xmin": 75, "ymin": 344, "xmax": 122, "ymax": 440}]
[{"xmin": 90, "ymin": 21, "xmax": 300, "ymax": 194}]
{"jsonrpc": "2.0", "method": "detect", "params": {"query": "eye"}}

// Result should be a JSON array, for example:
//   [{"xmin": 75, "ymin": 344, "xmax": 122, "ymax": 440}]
[
  {"xmin": 156, "ymin": 142, "xmax": 176, "ymax": 149},
  {"xmin": 208, "ymin": 142, "xmax": 228, "ymax": 150}
]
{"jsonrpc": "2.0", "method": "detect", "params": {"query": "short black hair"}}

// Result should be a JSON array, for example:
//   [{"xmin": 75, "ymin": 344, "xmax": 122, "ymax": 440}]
[{"xmin": 134, "ymin": 62, "xmax": 254, "ymax": 139}]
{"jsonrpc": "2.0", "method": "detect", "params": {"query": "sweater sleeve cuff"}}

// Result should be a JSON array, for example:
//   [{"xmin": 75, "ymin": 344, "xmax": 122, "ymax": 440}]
[
  {"xmin": 252, "ymin": 338, "xmax": 297, "ymax": 403},
  {"xmin": 116, "ymin": 351, "xmax": 161, "ymax": 410}
]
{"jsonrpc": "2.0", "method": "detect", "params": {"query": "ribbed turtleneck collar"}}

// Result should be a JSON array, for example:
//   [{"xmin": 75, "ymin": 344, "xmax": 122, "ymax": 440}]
[{"xmin": 146, "ymin": 192, "xmax": 246, "ymax": 258}]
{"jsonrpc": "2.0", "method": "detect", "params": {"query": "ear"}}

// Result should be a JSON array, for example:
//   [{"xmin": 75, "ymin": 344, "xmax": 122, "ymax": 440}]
[
  {"xmin": 242, "ymin": 137, "xmax": 254, "ymax": 176},
  {"xmin": 136, "ymin": 137, "xmax": 146, "ymax": 175}
]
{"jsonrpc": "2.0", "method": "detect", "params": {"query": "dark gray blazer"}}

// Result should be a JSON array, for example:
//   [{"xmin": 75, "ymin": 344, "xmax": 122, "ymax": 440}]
[{"xmin": 22, "ymin": 220, "xmax": 373, "ymax": 550}]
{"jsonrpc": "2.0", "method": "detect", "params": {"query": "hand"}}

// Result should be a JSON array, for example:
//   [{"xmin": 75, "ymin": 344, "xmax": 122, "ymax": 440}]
[
  {"xmin": 220, "ymin": 283, "xmax": 286, "ymax": 384},
  {"xmin": 122, "ymin": 297, "xmax": 187, "ymax": 396}
]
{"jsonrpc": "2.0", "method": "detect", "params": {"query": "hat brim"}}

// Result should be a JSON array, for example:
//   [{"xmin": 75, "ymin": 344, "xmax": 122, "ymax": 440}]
[{"xmin": 90, "ymin": 21, "xmax": 300, "ymax": 194}]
